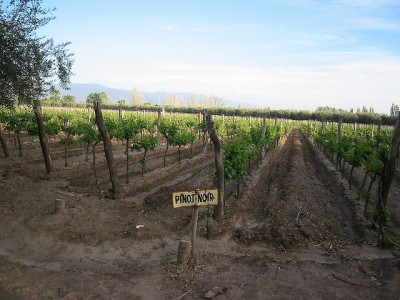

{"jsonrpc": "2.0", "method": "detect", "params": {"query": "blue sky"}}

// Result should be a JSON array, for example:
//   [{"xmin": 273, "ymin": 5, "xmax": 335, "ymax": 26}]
[{"xmin": 41, "ymin": 0, "xmax": 400, "ymax": 113}]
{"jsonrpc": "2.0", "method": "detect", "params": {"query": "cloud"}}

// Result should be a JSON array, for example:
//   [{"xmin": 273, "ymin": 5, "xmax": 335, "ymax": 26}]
[
  {"xmin": 74, "ymin": 51, "xmax": 399, "ymax": 114},
  {"xmin": 284, "ymin": 33, "xmax": 357, "ymax": 47},
  {"xmin": 334, "ymin": 0, "xmax": 399, "ymax": 8},
  {"xmin": 191, "ymin": 26, "xmax": 228, "ymax": 33},
  {"xmin": 129, "ymin": 56, "xmax": 400, "ymax": 113},
  {"xmin": 160, "ymin": 23, "xmax": 252, "ymax": 35},
  {"xmin": 351, "ymin": 18, "xmax": 400, "ymax": 31},
  {"xmin": 162, "ymin": 24, "xmax": 178, "ymax": 32}
]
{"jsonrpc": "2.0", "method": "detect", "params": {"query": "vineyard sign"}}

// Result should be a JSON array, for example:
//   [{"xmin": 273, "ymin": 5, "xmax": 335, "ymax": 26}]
[{"xmin": 173, "ymin": 189, "xmax": 218, "ymax": 208}]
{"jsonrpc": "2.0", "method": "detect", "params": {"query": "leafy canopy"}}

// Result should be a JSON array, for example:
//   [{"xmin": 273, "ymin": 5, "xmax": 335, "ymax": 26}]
[
  {"xmin": 0, "ymin": 0, "xmax": 74, "ymax": 108},
  {"xmin": 86, "ymin": 92, "xmax": 110, "ymax": 105}
]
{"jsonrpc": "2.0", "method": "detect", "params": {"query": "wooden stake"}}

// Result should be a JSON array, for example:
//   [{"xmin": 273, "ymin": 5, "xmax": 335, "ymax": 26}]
[
  {"xmin": 55, "ymin": 199, "xmax": 65, "ymax": 214},
  {"xmin": 190, "ymin": 189, "xmax": 201, "ymax": 258},
  {"xmin": 177, "ymin": 240, "xmax": 191, "ymax": 266},
  {"xmin": 336, "ymin": 117, "xmax": 343, "ymax": 170}
]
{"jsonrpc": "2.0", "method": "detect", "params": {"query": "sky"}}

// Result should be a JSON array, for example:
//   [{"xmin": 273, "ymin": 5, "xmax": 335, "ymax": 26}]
[{"xmin": 40, "ymin": 0, "xmax": 400, "ymax": 113}]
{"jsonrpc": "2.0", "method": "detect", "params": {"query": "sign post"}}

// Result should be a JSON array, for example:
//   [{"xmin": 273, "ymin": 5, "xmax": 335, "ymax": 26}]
[
  {"xmin": 191, "ymin": 190, "xmax": 201, "ymax": 258},
  {"xmin": 172, "ymin": 189, "xmax": 218, "ymax": 208},
  {"xmin": 173, "ymin": 189, "xmax": 218, "ymax": 260}
]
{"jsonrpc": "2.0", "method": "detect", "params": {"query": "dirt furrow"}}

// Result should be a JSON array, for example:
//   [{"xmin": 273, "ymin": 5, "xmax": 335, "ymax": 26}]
[{"xmin": 234, "ymin": 128, "xmax": 357, "ymax": 251}]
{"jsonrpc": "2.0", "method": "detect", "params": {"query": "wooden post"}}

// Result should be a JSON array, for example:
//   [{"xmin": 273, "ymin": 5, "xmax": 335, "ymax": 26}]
[
  {"xmin": 206, "ymin": 115, "xmax": 225, "ymax": 219},
  {"xmin": 0, "ymin": 125, "xmax": 10, "ymax": 158},
  {"xmin": 261, "ymin": 115, "xmax": 267, "ymax": 157},
  {"xmin": 190, "ymin": 192, "xmax": 200, "ymax": 258},
  {"xmin": 381, "ymin": 113, "xmax": 400, "ymax": 208},
  {"xmin": 320, "ymin": 118, "xmax": 325, "ymax": 153},
  {"xmin": 371, "ymin": 124, "xmax": 374, "ymax": 139},
  {"xmin": 202, "ymin": 110, "xmax": 207, "ymax": 143},
  {"xmin": 336, "ymin": 117, "xmax": 343, "ymax": 170},
  {"xmin": 118, "ymin": 106, "xmax": 123, "ymax": 124},
  {"xmin": 197, "ymin": 112, "xmax": 202, "ymax": 140},
  {"xmin": 55, "ymin": 199, "xmax": 65, "ymax": 214},
  {"xmin": 156, "ymin": 108, "xmax": 162, "ymax": 145},
  {"xmin": 94, "ymin": 101, "xmax": 122, "ymax": 199},
  {"xmin": 378, "ymin": 112, "xmax": 400, "ymax": 247},
  {"xmin": 376, "ymin": 122, "xmax": 382, "ymax": 148},
  {"xmin": 189, "ymin": 189, "xmax": 202, "ymax": 258},
  {"xmin": 177, "ymin": 240, "xmax": 191, "ymax": 266},
  {"xmin": 87, "ymin": 108, "xmax": 91, "ymax": 124}
]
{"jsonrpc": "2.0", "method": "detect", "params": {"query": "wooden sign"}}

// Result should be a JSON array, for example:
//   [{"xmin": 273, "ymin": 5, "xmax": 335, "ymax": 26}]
[{"xmin": 172, "ymin": 189, "xmax": 218, "ymax": 208}]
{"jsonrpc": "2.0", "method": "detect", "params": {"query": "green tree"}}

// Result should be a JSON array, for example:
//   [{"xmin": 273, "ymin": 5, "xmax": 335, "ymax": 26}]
[
  {"xmin": 0, "ymin": 0, "xmax": 73, "ymax": 108},
  {"xmin": 61, "ymin": 95, "xmax": 76, "ymax": 106},
  {"xmin": 117, "ymin": 99, "xmax": 126, "ymax": 106},
  {"xmin": 42, "ymin": 86, "xmax": 62, "ymax": 106},
  {"xmin": 390, "ymin": 103, "xmax": 399, "ymax": 117},
  {"xmin": 0, "ymin": 0, "xmax": 73, "ymax": 173},
  {"xmin": 86, "ymin": 92, "xmax": 110, "ymax": 106}
]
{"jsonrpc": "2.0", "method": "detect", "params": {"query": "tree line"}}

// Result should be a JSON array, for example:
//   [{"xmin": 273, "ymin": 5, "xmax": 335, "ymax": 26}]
[{"xmin": 40, "ymin": 88, "xmax": 400, "ymax": 127}]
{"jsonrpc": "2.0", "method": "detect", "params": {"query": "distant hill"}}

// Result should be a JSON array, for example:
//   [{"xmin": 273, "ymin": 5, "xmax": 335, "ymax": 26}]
[{"xmin": 55, "ymin": 83, "xmax": 258, "ymax": 108}]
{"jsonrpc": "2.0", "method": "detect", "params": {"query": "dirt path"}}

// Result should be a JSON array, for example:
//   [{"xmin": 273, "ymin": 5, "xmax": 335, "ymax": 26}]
[
  {"xmin": 235, "ymin": 129, "xmax": 358, "ymax": 250},
  {"xmin": 0, "ymin": 129, "xmax": 399, "ymax": 299}
]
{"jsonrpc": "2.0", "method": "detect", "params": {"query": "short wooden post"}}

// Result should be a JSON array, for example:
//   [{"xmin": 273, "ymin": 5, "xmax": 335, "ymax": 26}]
[
  {"xmin": 261, "ymin": 115, "xmax": 267, "ymax": 158},
  {"xmin": 190, "ymin": 189, "xmax": 201, "ymax": 258},
  {"xmin": 336, "ymin": 117, "xmax": 343, "ymax": 170},
  {"xmin": 177, "ymin": 240, "xmax": 191, "ymax": 266},
  {"xmin": 156, "ymin": 108, "xmax": 162, "ymax": 145},
  {"xmin": 55, "ymin": 199, "xmax": 65, "ymax": 214}
]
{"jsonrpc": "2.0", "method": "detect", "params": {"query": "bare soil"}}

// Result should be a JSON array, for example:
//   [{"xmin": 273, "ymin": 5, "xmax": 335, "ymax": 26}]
[{"xmin": 0, "ymin": 128, "xmax": 399, "ymax": 299}]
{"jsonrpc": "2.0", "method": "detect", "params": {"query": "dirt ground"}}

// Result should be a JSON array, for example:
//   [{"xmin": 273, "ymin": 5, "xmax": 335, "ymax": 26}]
[{"xmin": 0, "ymin": 128, "xmax": 399, "ymax": 299}]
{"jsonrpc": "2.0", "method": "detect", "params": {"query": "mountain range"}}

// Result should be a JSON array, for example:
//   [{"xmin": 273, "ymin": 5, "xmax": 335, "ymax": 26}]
[{"xmin": 55, "ymin": 83, "xmax": 259, "ymax": 108}]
